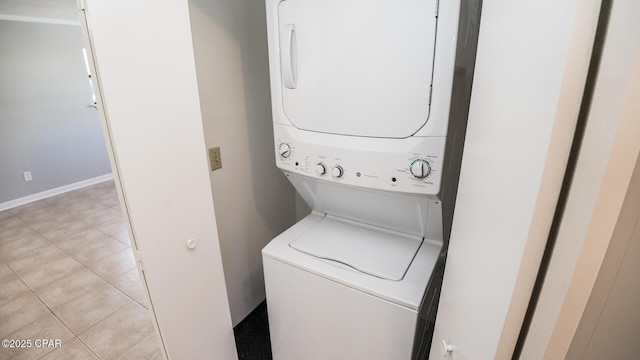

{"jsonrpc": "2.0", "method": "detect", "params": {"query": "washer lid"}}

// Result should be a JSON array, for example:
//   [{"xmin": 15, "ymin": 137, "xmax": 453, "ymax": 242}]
[{"xmin": 289, "ymin": 215, "xmax": 423, "ymax": 281}]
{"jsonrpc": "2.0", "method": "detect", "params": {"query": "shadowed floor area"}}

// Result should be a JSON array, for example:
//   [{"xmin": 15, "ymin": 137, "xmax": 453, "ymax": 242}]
[{"xmin": 234, "ymin": 301, "xmax": 272, "ymax": 360}]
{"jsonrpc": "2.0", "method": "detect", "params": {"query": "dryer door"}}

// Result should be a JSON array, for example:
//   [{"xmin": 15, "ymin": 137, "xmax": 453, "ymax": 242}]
[{"xmin": 278, "ymin": 0, "xmax": 438, "ymax": 138}]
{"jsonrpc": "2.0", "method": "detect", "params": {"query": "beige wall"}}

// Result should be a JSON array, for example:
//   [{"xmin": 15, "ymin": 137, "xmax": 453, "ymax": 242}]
[
  {"xmin": 521, "ymin": 0, "xmax": 640, "ymax": 357},
  {"xmin": 567, "ymin": 154, "xmax": 640, "ymax": 359},
  {"xmin": 561, "ymin": 32, "xmax": 640, "ymax": 360},
  {"xmin": 188, "ymin": 0, "xmax": 297, "ymax": 325}
]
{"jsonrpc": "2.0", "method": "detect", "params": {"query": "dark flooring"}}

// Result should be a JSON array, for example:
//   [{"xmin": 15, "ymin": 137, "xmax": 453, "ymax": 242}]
[{"xmin": 234, "ymin": 301, "xmax": 273, "ymax": 360}]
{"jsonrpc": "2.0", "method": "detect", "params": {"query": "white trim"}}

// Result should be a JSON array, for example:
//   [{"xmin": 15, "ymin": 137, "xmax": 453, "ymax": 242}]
[
  {"xmin": 0, "ymin": 173, "xmax": 114, "ymax": 211},
  {"xmin": 0, "ymin": 14, "xmax": 80, "ymax": 26}
]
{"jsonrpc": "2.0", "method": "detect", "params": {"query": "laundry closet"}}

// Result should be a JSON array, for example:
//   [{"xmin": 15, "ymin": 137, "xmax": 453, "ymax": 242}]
[{"xmin": 81, "ymin": 0, "xmax": 638, "ymax": 359}]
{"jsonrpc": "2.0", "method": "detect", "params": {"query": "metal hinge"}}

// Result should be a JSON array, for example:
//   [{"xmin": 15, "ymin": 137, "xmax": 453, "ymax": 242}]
[
  {"xmin": 435, "ymin": 0, "xmax": 440, "ymax": 17},
  {"xmin": 134, "ymin": 250, "xmax": 145, "ymax": 272}
]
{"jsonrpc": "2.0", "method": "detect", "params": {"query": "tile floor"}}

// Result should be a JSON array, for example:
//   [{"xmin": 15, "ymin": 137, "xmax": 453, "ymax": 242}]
[{"xmin": 0, "ymin": 180, "xmax": 163, "ymax": 359}]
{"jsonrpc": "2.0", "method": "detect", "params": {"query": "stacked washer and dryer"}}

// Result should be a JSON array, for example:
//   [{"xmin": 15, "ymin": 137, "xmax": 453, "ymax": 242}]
[{"xmin": 262, "ymin": 0, "xmax": 478, "ymax": 359}]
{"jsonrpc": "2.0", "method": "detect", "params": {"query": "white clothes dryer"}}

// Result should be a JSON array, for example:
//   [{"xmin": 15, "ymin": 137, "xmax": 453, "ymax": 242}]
[{"xmin": 262, "ymin": 0, "xmax": 464, "ymax": 359}]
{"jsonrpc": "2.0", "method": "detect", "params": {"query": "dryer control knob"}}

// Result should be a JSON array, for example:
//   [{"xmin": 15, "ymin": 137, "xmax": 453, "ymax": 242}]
[
  {"xmin": 331, "ymin": 165, "xmax": 344, "ymax": 178},
  {"xmin": 410, "ymin": 159, "xmax": 431, "ymax": 179},
  {"xmin": 278, "ymin": 143, "xmax": 291, "ymax": 158},
  {"xmin": 316, "ymin": 163, "xmax": 327, "ymax": 175}
]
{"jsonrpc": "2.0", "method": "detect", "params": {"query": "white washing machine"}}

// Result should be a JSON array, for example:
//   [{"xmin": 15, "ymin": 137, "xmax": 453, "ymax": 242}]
[{"xmin": 262, "ymin": 0, "xmax": 462, "ymax": 358}]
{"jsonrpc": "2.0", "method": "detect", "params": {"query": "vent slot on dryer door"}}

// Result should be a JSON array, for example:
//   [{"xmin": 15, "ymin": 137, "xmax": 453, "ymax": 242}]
[{"xmin": 278, "ymin": 0, "xmax": 438, "ymax": 139}]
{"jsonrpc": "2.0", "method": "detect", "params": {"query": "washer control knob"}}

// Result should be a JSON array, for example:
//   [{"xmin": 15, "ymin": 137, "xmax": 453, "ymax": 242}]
[
  {"xmin": 316, "ymin": 163, "xmax": 327, "ymax": 175},
  {"xmin": 278, "ymin": 143, "xmax": 291, "ymax": 158},
  {"xmin": 331, "ymin": 165, "xmax": 344, "ymax": 178},
  {"xmin": 410, "ymin": 159, "xmax": 431, "ymax": 179}
]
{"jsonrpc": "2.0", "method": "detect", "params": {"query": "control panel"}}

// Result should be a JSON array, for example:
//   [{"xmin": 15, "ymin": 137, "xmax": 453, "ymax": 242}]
[{"xmin": 273, "ymin": 126, "xmax": 446, "ymax": 196}]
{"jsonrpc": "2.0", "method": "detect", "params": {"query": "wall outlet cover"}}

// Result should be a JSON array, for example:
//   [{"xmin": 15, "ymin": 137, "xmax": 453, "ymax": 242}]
[{"xmin": 209, "ymin": 146, "xmax": 222, "ymax": 171}]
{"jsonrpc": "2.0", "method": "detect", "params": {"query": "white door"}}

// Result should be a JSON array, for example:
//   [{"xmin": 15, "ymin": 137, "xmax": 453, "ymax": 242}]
[
  {"xmin": 78, "ymin": 1, "xmax": 238, "ymax": 359},
  {"xmin": 278, "ymin": 0, "xmax": 438, "ymax": 138},
  {"xmin": 429, "ymin": 0, "xmax": 602, "ymax": 358}
]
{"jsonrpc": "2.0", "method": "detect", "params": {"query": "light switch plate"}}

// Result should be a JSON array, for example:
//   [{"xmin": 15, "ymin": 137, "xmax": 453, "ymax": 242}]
[{"xmin": 209, "ymin": 146, "xmax": 222, "ymax": 171}]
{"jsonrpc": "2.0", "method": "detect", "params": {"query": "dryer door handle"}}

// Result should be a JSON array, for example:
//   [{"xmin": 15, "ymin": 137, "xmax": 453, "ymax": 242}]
[{"xmin": 281, "ymin": 24, "xmax": 297, "ymax": 89}]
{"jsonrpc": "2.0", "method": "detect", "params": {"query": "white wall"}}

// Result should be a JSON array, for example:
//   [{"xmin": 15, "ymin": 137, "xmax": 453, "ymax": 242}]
[
  {"xmin": 521, "ymin": 0, "xmax": 640, "ymax": 357},
  {"xmin": 0, "ymin": 19, "xmax": 111, "ymax": 206},
  {"xmin": 188, "ymin": 0, "xmax": 297, "ymax": 326},
  {"xmin": 430, "ymin": 0, "xmax": 601, "ymax": 358},
  {"xmin": 81, "ymin": 1, "xmax": 237, "ymax": 359}
]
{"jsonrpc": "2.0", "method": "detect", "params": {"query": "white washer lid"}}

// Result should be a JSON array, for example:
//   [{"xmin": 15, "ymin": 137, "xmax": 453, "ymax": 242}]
[{"xmin": 289, "ymin": 215, "xmax": 423, "ymax": 281}]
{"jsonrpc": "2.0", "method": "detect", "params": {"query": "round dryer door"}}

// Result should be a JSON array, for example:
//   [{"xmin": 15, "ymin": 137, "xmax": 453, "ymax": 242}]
[{"xmin": 278, "ymin": 0, "xmax": 438, "ymax": 138}]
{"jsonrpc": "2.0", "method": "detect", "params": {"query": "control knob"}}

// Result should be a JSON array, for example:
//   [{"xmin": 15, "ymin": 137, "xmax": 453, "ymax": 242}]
[
  {"xmin": 410, "ymin": 159, "xmax": 431, "ymax": 179},
  {"xmin": 278, "ymin": 143, "xmax": 291, "ymax": 158},
  {"xmin": 316, "ymin": 163, "xmax": 327, "ymax": 175},
  {"xmin": 331, "ymin": 165, "xmax": 344, "ymax": 178}
]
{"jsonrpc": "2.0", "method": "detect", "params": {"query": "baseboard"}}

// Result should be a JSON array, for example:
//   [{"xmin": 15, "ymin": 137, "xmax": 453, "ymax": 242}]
[
  {"xmin": 0, "ymin": 173, "xmax": 114, "ymax": 212},
  {"xmin": 0, "ymin": 15, "xmax": 81, "ymax": 26}
]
